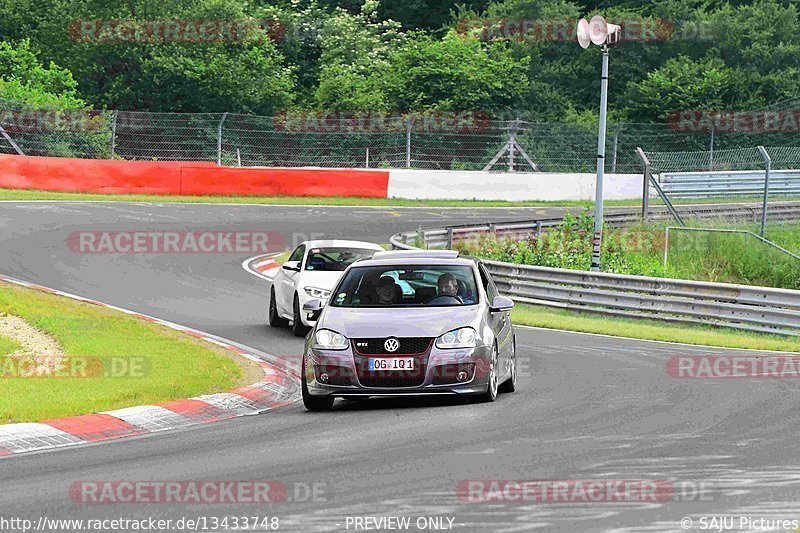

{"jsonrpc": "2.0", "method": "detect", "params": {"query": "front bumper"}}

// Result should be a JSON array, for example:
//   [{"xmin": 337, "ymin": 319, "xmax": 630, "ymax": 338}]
[{"xmin": 304, "ymin": 343, "xmax": 493, "ymax": 397}]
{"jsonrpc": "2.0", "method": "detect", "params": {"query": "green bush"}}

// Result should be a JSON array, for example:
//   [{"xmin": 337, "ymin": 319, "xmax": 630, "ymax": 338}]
[{"xmin": 456, "ymin": 213, "xmax": 800, "ymax": 290}]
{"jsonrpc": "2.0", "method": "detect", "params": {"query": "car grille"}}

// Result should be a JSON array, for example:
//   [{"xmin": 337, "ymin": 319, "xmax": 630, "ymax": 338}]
[
  {"xmin": 358, "ymin": 373, "xmax": 425, "ymax": 388},
  {"xmin": 352, "ymin": 337, "xmax": 432, "ymax": 388},
  {"xmin": 351, "ymin": 337, "xmax": 433, "ymax": 355}
]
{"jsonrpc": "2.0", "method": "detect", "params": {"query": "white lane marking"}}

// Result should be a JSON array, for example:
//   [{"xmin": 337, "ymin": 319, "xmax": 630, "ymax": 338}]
[{"xmin": 515, "ymin": 324, "xmax": 799, "ymax": 355}]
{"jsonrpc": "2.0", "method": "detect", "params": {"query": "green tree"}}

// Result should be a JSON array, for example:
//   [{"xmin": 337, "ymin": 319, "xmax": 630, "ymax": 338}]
[
  {"xmin": 0, "ymin": 39, "xmax": 85, "ymax": 108},
  {"xmin": 314, "ymin": 0, "xmax": 405, "ymax": 109},
  {"xmin": 386, "ymin": 31, "xmax": 530, "ymax": 111},
  {"xmin": 625, "ymin": 56, "xmax": 753, "ymax": 122}
]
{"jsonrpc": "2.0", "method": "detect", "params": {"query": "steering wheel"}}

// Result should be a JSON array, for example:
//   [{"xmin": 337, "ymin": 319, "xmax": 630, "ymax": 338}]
[{"xmin": 426, "ymin": 294, "xmax": 463, "ymax": 305}]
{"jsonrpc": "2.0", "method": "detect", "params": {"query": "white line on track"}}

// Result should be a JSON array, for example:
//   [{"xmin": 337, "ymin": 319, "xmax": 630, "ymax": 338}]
[{"xmin": 515, "ymin": 324, "xmax": 799, "ymax": 354}]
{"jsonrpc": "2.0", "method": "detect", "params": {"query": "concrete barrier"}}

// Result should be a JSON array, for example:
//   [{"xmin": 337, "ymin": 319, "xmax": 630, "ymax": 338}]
[
  {"xmin": 387, "ymin": 169, "xmax": 642, "ymax": 201},
  {"xmin": 0, "ymin": 154, "xmax": 643, "ymax": 201},
  {"xmin": 0, "ymin": 155, "xmax": 390, "ymax": 198}
]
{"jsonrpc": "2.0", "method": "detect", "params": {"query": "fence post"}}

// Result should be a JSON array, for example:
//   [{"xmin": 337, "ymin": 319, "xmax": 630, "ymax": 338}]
[
  {"xmin": 447, "ymin": 227, "xmax": 453, "ymax": 249},
  {"xmin": 110, "ymin": 110, "xmax": 118, "ymax": 159},
  {"xmin": 757, "ymin": 145, "xmax": 772, "ymax": 238},
  {"xmin": 217, "ymin": 112, "xmax": 228, "ymax": 166},
  {"xmin": 708, "ymin": 124, "xmax": 714, "ymax": 171},
  {"xmin": 366, "ymin": 147, "xmax": 370, "ymax": 168},
  {"xmin": 508, "ymin": 118, "xmax": 521, "ymax": 173},
  {"xmin": 406, "ymin": 116, "xmax": 413, "ymax": 168},
  {"xmin": 636, "ymin": 147, "xmax": 651, "ymax": 221},
  {"xmin": 508, "ymin": 135, "xmax": 515, "ymax": 172},
  {"xmin": 611, "ymin": 123, "xmax": 621, "ymax": 173}
]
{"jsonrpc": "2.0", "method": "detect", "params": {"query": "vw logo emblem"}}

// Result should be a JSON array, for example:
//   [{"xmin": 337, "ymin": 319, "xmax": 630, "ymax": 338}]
[{"xmin": 384, "ymin": 338, "xmax": 399, "ymax": 352}]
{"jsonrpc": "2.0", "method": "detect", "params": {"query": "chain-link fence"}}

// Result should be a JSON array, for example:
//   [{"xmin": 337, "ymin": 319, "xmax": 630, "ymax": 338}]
[
  {"xmin": 639, "ymin": 145, "xmax": 800, "ymax": 254},
  {"xmin": 4, "ymin": 98, "xmax": 800, "ymax": 173}
]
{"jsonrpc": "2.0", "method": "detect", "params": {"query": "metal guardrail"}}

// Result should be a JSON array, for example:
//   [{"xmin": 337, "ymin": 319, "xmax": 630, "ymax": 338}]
[
  {"xmin": 390, "ymin": 209, "xmax": 800, "ymax": 337},
  {"xmin": 657, "ymin": 170, "xmax": 800, "ymax": 198},
  {"xmin": 398, "ymin": 202, "xmax": 800, "ymax": 249}
]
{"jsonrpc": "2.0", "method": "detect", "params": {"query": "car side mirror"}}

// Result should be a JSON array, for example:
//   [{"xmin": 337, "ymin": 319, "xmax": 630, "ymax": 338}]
[
  {"xmin": 303, "ymin": 298, "xmax": 323, "ymax": 320},
  {"xmin": 282, "ymin": 260, "xmax": 301, "ymax": 272},
  {"xmin": 490, "ymin": 296, "xmax": 514, "ymax": 312}
]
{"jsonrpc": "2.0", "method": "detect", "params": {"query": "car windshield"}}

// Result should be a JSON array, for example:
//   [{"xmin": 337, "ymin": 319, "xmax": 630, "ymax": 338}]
[
  {"xmin": 305, "ymin": 247, "xmax": 377, "ymax": 272},
  {"xmin": 330, "ymin": 265, "xmax": 478, "ymax": 307}
]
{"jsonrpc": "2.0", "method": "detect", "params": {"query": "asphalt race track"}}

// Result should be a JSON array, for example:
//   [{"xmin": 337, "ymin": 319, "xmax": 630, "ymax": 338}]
[{"xmin": 0, "ymin": 201, "xmax": 798, "ymax": 532}]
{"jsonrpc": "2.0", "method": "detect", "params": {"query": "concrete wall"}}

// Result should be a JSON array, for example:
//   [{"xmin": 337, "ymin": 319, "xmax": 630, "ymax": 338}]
[
  {"xmin": 387, "ymin": 169, "xmax": 642, "ymax": 201},
  {"xmin": 0, "ymin": 154, "xmax": 643, "ymax": 202}
]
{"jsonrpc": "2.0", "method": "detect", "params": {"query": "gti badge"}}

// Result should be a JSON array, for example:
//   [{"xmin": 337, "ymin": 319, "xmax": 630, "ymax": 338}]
[{"xmin": 384, "ymin": 338, "xmax": 399, "ymax": 352}]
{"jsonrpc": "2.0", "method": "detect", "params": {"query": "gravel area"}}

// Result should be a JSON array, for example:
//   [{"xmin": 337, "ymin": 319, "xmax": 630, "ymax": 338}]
[{"xmin": 0, "ymin": 314, "xmax": 66, "ymax": 375}]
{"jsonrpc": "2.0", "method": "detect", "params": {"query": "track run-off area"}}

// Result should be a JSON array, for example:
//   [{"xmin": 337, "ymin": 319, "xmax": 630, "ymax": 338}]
[{"xmin": 0, "ymin": 201, "xmax": 798, "ymax": 532}]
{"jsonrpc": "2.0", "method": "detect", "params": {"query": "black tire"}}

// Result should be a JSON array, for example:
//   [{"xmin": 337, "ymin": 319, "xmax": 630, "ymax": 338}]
[
  {"xmin": 292, "ymin": 294, "xmax": 311, "ymax": 337},
  {"xmin": 302, "ymin": 368, "xmax": 334, "ymax": 411},
  {"xmin": 268, "ymin": 286, "xmax": 289, "ymax": 327},
  {"xmin": 498, "ymin": 343, "xmax": 517, "ymax": 394},
  {"xmin": 480, "ymin": 346, "xmax": 499, "ymax": 402}
]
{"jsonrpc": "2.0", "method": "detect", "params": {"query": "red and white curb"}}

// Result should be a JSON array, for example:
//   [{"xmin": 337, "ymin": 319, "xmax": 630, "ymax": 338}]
[
  {"xmin": 242, "ymin": 252, "xmax": 284, "ymax": 281},
  {"xmin": 0, "ymin": 274, "xmax": 299, "ymax": 457}
]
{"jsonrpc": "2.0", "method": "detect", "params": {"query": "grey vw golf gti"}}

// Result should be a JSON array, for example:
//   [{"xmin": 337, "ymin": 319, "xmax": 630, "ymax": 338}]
[{"xmin": 300, "ymin": 250, "xmax": 517, "ymax": 411}]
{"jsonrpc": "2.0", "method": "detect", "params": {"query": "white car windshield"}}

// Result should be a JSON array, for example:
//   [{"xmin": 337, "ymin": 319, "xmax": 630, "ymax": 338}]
[
  {"xmin": 331, "ymin": 265, "xmax": 478, "ymax": 307},
  {"xmin": 305, "ymin": 247, "xmax": 377, "ymax": 272}
]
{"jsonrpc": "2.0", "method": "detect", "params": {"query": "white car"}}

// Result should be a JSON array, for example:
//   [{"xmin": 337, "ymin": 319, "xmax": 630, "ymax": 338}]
[{"xmin": 269, "ymin": 240, "xmax": 385, "ymax": 336}]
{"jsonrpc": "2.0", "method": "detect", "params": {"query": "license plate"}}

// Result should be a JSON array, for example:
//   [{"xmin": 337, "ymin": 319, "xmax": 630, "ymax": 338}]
[{"xmin": 368, "ymin": 358, "xmax": 415, "ymax": 371}]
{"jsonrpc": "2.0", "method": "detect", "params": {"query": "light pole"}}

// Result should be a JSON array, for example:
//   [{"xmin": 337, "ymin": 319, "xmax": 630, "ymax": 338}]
[{"xmin": 577, "ymin": 16, "xmax": 621, "ymax": 271}]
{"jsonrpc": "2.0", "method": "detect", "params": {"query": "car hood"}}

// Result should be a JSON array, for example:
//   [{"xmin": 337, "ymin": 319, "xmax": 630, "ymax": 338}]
[
  {"xmin": 298, "ymin": 271, "xmax": 345, "ymax": 291},
  {"xmin": 319, "ymin": 305, "xmax": 482, "ymax": 339}
]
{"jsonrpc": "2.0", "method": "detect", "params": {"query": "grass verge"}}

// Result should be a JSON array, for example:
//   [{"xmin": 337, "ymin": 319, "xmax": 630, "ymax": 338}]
[
  {"xmin": 0, "ymin": 334, "xmax": 21, "ymax": 357},
  {"xmin": 0, "ymin": 282, "xmax": 263, "ymax": 423},
  {"xmin": 2, "ymin": 187, "xmax": 796, "ymax": 208},
  {"xmin": 0, "ymin": 188, "xmax": 588, "ymax": 208},
  {"xmin": 512, "ymin": 304, "xmax": 800, "ymax": 353}
]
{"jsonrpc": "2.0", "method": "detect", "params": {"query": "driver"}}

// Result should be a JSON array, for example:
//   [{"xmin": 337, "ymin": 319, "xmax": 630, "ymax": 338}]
[
  {"xmin": 376, "ymin": 276, "xmax": 398, "ymax": 305},
  {"xmin": 437, "ymin": 273, "xmax": 459, "ymax": 297}
]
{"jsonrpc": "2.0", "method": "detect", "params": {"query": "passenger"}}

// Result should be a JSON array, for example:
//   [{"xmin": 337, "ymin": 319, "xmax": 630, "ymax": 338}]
[
  {"xmin": 437, "ymin": 273, "xmax": 459, "ymax": 297},
  {"xmin": 377, "ymin": 276, "xmax": 398, "ymax": 305}
]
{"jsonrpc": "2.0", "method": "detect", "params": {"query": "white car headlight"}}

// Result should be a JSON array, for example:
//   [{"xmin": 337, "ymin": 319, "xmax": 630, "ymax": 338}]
[
  {"xmin": 314, "ymin": 329, "xmax": 349, "ymax": 350},
  {"xmin": 435, "ymin": 327, "xmax": 477, "ymax": 349},
  {"xmin": 304, "ymin": 286, "xmax": 332, "ymax": 299}
]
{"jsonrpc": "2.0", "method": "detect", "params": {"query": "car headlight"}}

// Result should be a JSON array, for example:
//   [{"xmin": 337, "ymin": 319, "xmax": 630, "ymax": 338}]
[
  {"xmin": 435, "ymin": 327, "xmax": 477, "ymax": 349},
  {"xmin": 314, "ymin": 329, "xmax": 349, "ymax": 350},
  {"xmin": 304, "ymin": 286, "xmax": 331, "ymax": 299}
]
